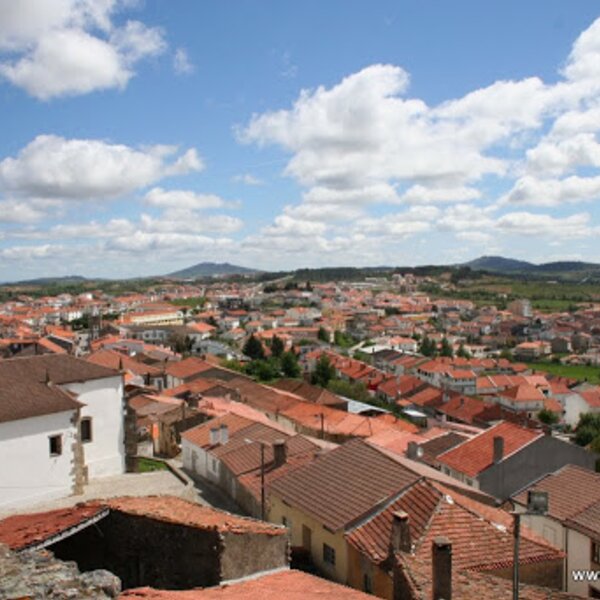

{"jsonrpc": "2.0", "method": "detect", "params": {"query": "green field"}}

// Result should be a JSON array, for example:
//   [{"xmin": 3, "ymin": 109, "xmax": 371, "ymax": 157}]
[{"xmin": 527, "ymin": 361, "xmax": 600, "ymax": 384}]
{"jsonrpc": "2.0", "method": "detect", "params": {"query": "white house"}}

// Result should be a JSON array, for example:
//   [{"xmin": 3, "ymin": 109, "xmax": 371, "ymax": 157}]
[{"xmin": 0, "ymin": 355, "xmax": 125, "ymax": 511}]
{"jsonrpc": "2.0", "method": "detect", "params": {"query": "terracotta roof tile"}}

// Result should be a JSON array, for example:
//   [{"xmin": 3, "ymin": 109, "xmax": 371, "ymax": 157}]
[
  {"xmin": 438, "ymin": 421, "xmax": 542, "ymax": 478},
  {"xmin": 513, "ymin": 464, "xmax": 600, "ymax": 523},
  {"xmin": 0, "ymin": 505, "xmax": 106, "ymax": 551},
  {"xmin": 270, "ymin": 439, "xmax": 419, "ymax": 531},
  {"xmin": 105, "ymin": 496, "xmax": 284, "ymax": 536},
  {"xmin": 120, "ymin": 569, "xmax": 374, "ymax": 599}
]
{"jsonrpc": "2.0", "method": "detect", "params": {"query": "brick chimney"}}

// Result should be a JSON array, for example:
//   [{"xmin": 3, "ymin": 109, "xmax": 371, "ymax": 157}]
[
  {"xmin": 432, "ymin": 536, "xmax": 452, "ymax": 600},
  {"xmin": 209, "ymin": 427, "xmax": 219, "ymax": 445},
  {"xmin": 493, "ymin": 436, "xmax": 504, "ymax": 464},
  {"xmin": 220, "ymin": 424, "xmax": 229, "ymax": 444},
  {"xmin": 273, "ymin": 439, "xmax": 287, "ymax": 467},
  {"xmin": 390, "ymin": 510, "xmax": 411, "ymax": 554}
]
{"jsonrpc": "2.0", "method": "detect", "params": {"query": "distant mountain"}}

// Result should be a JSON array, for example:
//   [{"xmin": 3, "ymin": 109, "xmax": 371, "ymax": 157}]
[
  {"xmin": 462, "ymin": 256, "xmax": 536, "ymax": 273},
  {"xmin": 166, "ymin": 262, "xmax": 260, "ymax": 279},
  {"xmin": 462, "ymin": 256, "xmax": 600, "ymax": 279}
]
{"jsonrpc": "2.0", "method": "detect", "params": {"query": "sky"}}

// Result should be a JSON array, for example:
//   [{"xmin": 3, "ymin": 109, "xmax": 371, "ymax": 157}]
[{"xmin": 1, "ymin": 1, "xmax": 600, "ymax": 281}]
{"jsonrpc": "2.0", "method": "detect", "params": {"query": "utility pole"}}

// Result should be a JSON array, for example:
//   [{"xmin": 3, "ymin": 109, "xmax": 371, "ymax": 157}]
[
  {"xmin": 260, "ymin": 442, "xmax": 265, "ymax": 521},
  {"xmin": 512, "ymin": 512, "xmax": 520, "ymax": 600}
]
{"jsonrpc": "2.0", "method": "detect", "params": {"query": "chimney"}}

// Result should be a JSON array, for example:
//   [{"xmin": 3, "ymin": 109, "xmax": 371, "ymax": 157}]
[
  {"xmin": 493, "ymin": 436, "xmax": 504, "ymax": 464},
  {"xmin": 390, "ymin": 510, "xmax": 411, "ymax": 554},
  {"xmin": 220, "ymin": 424, "xmax": 229, "ymax": 444},
  {"xmin": 406, "ymin": 441, "xmax": 420, "ymax": 460},
  {"xmin": 432, "ymin": 536, "xmax": 452, "ymax": 600},
  {"xmin": 273, "ymin": 439, "xmax": 287, "ymax": 467},
  {"xmin": 209, "ymin": 427, "xmax": 219, "ymax": 445}
]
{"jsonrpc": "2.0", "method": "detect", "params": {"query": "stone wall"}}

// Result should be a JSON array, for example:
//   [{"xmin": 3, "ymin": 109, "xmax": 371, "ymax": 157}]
[
  {"xmin": 0, "ymin": 543, "xmax": 120, "ymax": 598},
  {"xmin": 50, "ymin": 511, "xmax": 223, "ymax": 590}
]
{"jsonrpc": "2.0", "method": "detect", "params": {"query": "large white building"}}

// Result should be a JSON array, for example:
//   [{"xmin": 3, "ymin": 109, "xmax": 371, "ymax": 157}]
[{"xmin": 0, "ymin": 355, "xmax": 125, "ymax": 511}]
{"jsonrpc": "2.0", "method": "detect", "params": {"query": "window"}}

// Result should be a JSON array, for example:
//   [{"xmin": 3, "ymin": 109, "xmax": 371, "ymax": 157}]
[
  {"xmin": 80, "ymin": 417, "xmax": 92, "ymax": 443},
  {"xmin": 323, "ymin": 543, "xmax": 336, "ymax": 566},
  {"xmin": 282, "ymin": 516, "xmax": 288, "ymax": 527},
  {"xmin": 49, "ymin": 435, "xmax": 62, "ymax": 456},
  {"xmin": 592, "ymin": 541, "xmax": 600, "ymax": 565},
  {"xmin": 363, "ymin": 574, "xmax": 373, "ymax": 593}
]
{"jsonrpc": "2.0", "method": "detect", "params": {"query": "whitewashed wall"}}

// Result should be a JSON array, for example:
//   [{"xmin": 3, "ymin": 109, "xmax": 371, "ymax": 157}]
[{"xmin": 0, "ymin": 410, "xmax": 76, "ymax": 510}]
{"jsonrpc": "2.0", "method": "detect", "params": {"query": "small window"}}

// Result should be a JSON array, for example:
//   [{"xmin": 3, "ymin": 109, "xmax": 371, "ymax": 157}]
[
  {"xmin": 323, "ymin": 543, "xmax": 336, "ymax": 566},
  {"xmin": 363, "ymin": 573, "xmax": 373, "ymax": 593},
  {"xmin": 282, "ymin": 516, "xmax": 288, "ymax": 527},
  {"xmin": 49, "ymin": 435, "xmax": 62, "ymax": 456},
  {"xmin": 80, "ymin": 417, "xmax": 93, "ymax": 443}
]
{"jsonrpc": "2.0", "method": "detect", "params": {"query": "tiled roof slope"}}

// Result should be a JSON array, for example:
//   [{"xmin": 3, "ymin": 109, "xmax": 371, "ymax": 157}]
[
  {"xmin": 566, "ymin": 499, "xmax": 600, "ymax": 538},
  {"xmin": 438, "ymin": 421, "xmax": 542, "ymax": 477},
  {"xmin": 121, "ymin": 569, "xmax": 375, "ymax": 599},
  {"xmin": 270, "ymin": 438, "xmax": 419, "ymax": 531},
  {"xmin": 513, "ymin": 464, "xmax": 600, "ymax": 522},
  {"xmin": 417, "ymin": 432, "xmax": 469, "ymax": 465},
  {"xmin": 0, "ymin": 373, "xmax": 82, "ymax": 423},
  {"xmin": 106, "ymin": 496, "xmax": 284, "ymax": 536},
  {"xmin": 0, "ymin": 505, "xmax": 107, "ymax": 551},
  {"xmin": 0, "ymin": 354, "xmax": 119, "ymax": 384},
  {"xmin": 398, "ymin": 553, "xmax": 585, "ymax": 600},
  {"xmin": 347, "ymin": 479, "xmax": 562, "ymax": 571}
]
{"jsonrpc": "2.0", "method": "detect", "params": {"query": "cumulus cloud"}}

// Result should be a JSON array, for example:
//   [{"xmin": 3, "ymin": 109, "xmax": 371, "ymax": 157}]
[
  {"xmin": 0, "ymin": 0, "xmax": 167, "ymax": 99},
  {"xmin": 500, "ymin": 174, "xmax": 600, "ymax": 207},
  {"xmin": 173, "ymin": 47, "xmax": 194, "ymax": 75},
  {"xmin": 144, "ymin": 187, "xmax": 229, "ymax": 210},
  {"xmin": 0, "ymin": 135, "xmax": 203, "ymax": 201},
  {"xmin": 496, "ymin": 211, "xmax": 597, "ymax": 239},
  {"xmin": 235, "ymin": 16, "xmax": 600, "ymax": 264}
]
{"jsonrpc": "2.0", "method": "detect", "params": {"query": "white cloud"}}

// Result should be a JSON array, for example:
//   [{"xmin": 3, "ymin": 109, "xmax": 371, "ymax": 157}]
[
  {"xmin": 232, "ymin": 173, "xmax": 263, "ymax": 186},
  {"xmin": 496, "ymin": 211, "xmax": 596, "ymax": 239},
  {"xmin": 144, "ymin": 187, "xmax": 229, "ymax": 210},
  {"xmin": 238, "ymin": 17, "xmax": 600, "ymax": 263},
  {"xmin": 173, "ymin": 47, "xmax": 194, "ymax": 75},
  {"xmin": 0, "ymin": 135, "xmax": 203, "ymax": 201},
  {"xmin": 500, "ymin": 174, "xmax": 600, "ymax": 206},
  {"xmin": 0, "ymin": 0, "xmax": 166, "ymax": 99}
]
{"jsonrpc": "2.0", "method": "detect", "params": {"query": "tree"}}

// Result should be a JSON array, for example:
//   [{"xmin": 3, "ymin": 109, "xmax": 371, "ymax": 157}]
[
  {"xmin": 574, "ymin": 413, "xmax": 600, "ymax": 447},
  {"xmin": 419, "ymin": 336, "xmax": 436, "ymax": 357},
  {"xmin": 440, "ymin": 337, "xmax": 454, "ymax": 358},
  {"xmin": 312, "ymin": 355, "xmax": 335, "ymax": 388},
  {"xmin": 169, "ymin": 332, "xmax": 193, "ymax": 355},
  {"xmin": 537, "ymin": 408, "xmax": 559, "ymax": 426},
  {"xmin": 245, "ymin": 358, "xmax": 279, "ymax": 382},
  {"xmin": 271, "ymin": 335, "xmax": 284, "ymax": 358},
  {"xmin": 243, "ymin": 334, "xmax": 265, "ymax": 360},
  {"xmin": 318, "ymin": 326, "xmax": 330, "ymax": 343},
  {"xmin": 328, "ymin": 379, "xmax": 370, "ymax": 403},
  {"xmin": 281, "ymin": 351, "xmax": 301, "ymax": 378}
]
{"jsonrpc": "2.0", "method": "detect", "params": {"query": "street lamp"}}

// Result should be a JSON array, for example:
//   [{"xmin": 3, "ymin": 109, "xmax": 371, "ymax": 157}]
[{"xmin": 512, "ymin": 490, "xmax": 549, "ymax": 600}]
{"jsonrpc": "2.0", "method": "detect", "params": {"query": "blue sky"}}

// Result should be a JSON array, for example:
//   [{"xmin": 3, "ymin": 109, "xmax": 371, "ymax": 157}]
[{"xmin": 1, "ymin": 1, "xmax": 600, "ymax": 280}]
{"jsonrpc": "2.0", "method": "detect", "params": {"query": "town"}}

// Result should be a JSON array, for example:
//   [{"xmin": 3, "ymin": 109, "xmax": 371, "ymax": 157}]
[{"xmin": 0, "ymin": 263, "xmax": 599, "ymax": 598}]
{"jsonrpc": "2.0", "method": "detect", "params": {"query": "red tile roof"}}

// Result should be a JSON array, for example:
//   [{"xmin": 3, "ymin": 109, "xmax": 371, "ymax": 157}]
[
  {"xmin": 165, "ymin": 357, "xmax": 212, "ymax": 380},
  {"xmin": 270, "ymin": 438, "xmax": 419, "ymax": 531},
  {"xmin": 438, "ymin": 421, "xmax": 543, "ymax": 478},
  {"xmin": 105, "ymin": 496, "xmax": 284, "ymax": 536},
  {"xmin": 513, "ymin": 464, "xmax": 600, "ymax": 523},
  {"xmin": 346, "ymin": 479, "xmax": 562, "ymax": 572},
  {"xmin": 120, "ymin": 569, "xmax": 374, "ymax": 599},
  {"xmin": 0, "ymin": 505, "xmax": 106, "ymax": 551}
]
